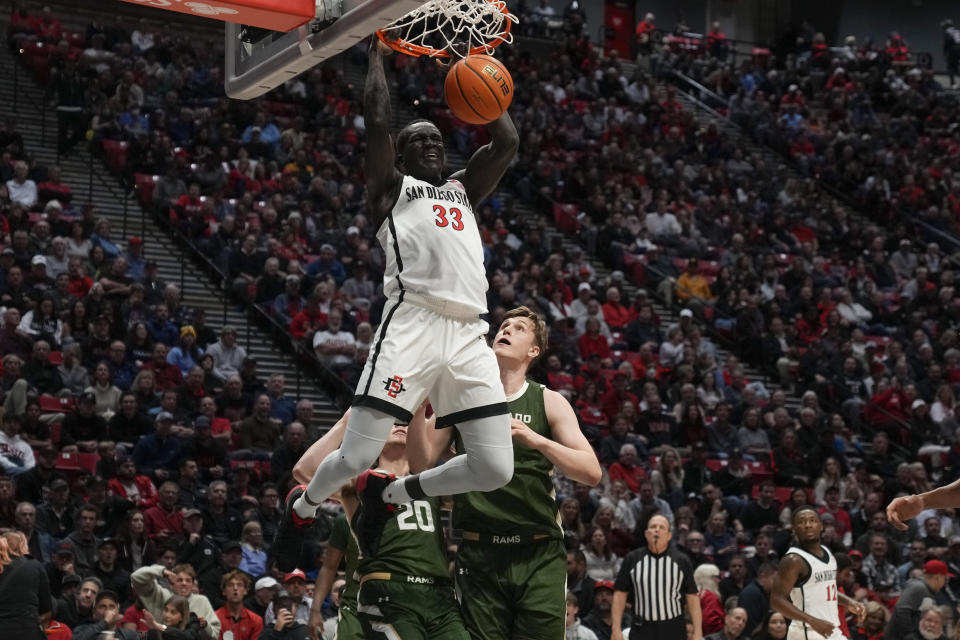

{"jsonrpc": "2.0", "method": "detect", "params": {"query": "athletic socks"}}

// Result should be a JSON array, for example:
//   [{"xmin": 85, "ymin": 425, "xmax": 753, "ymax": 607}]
[{"xmin": 382, "ymin": 475, "xmax": 426, "ymax": 504}]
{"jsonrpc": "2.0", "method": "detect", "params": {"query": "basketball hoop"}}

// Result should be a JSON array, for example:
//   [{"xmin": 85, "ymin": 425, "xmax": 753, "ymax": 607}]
[{"xmin": 376, "ymin": 0, "xmax": 517, "ymax": 59}]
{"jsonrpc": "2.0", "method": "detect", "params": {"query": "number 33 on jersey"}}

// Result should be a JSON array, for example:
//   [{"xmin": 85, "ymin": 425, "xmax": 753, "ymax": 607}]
[{"xmin": 379, "ymin": 175, "xmax": 488, "ymax": 315}]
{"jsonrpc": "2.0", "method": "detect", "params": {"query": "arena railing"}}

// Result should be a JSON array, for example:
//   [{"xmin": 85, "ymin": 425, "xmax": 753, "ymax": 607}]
[
  {"xmin": 667, "ymin": 66, "xmax": 960, "ymax": 260},
  {"xmin": 152, "ymin": 213, "xmax": 356, "ymax": 411}
]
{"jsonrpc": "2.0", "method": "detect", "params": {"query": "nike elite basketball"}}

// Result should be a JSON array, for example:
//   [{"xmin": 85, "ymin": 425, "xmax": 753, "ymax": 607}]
[{"xmin": 444, "ymin": 55, "xmax": 514, "ymax": 124}]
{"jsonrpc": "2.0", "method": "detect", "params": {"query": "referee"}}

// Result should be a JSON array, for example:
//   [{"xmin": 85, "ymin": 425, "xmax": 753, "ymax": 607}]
[{"xmin": 611, "ymin": 514, "xmax": 702, "ymax": 640}]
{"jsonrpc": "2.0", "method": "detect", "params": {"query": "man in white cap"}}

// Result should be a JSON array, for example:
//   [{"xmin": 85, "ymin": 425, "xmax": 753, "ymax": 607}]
[
  {"xmin": 246, "ymin": 577, "xmax": 280, "ymax": 619},
  {"xmin": 569, "ymin": 282, "xmax": 594, "ymax": 322},
  {"xmin": 27, "ymin": 255, "xmax": 54, "ymax": 290}
]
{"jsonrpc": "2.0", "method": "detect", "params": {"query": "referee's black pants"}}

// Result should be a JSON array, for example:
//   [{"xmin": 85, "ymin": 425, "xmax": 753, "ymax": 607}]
[{"xmin": 630, "ymin": 617, "xmax": 686, "ymax": 639}]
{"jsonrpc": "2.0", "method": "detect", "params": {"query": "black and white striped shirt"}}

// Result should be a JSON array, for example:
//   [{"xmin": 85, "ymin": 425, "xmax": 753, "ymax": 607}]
[{"xmin": 614, "ymin": 545, "xmax": 697, "ymax": 623}]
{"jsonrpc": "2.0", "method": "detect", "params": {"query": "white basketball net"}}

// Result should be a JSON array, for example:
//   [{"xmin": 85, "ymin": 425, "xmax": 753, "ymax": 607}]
[{"xmin": 379, "ymin": 0, "xmax": 518, "ymax": 57}]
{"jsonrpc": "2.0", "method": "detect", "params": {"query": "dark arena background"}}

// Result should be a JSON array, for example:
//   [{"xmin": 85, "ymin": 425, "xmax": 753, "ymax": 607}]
[{"xmin": 0, "ymin": 0, "xmax": 959, "ymax": 639}]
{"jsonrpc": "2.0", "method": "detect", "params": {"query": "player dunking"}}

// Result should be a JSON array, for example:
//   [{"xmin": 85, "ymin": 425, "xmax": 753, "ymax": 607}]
[
  {"xmin": 274, "ymin": 38, "xmax": 520, "ymax": 568},
  {"xmin": 409, "ymin": 306, "xmax": 602, "ymax": 639},
  {"xmin": 771, "ymin": 507, "xmax": 866, "ymax": 640}
]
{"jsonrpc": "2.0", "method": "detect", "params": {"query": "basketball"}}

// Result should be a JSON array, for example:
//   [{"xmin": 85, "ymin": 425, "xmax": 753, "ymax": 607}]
[{"xmin": 444, "ymin": 55, "xmax": 514, "ymax": 125}]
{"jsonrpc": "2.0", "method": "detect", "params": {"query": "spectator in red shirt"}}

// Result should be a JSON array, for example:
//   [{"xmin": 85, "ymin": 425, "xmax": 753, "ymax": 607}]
[
  {"xmin": 601, "ymin": 287, "xmax": 634, "ymax": 330},
  {"xmin": 635, "ymin": 12, "xmax": 656, "ymax": 55},
  {"xmin": 66, "ymin": 256, "xmax": 93, "ymax": 298},
  {"xmin": 706, "ymin": 21, "xmax": 728, "ymax": 60},
  {"xmin": 33, "ymin": 6, "xmax": 62, "ymax": 42},
  {"xmin": 142, "ymin": 343, "xmax": 184, "ymax": 392},
  {"xmin": 600, "ymin": 373, "xmax": 640, "ymax": 423},
  {"xmin": 108, "ymin": 455, "xmax": 159, "ymax": 510},
  {"xmin": 819, "ymin": 486, "xmax": 853, "ymax": 543},
  {"xmin": 289, "ymin": 296, "xmax": 327, "ymax": 342},
  {"xmin": 574, "ymin": 353, "xmax": 607, "ymax": 394},
  {"xmin": 578, "ymin": 316, "xmax": 611, "ymax": 364},
  {"xmin": 36, "ymin": 166, "xmax": 72, "ymax": 205},
  {"xmin": 693, "ymin": 563, "xmax": 725, "ymax": 634},
  {"xmin": 142, "ymin": 481, "xmax": 184, "ymax": 544},
  {"xmin": 215, "ymin": 570, "xmax": 263, "ymax": 640},
  {"xmin": 607, "ymin": 443, "xmax": 646, "ymax": 494}
]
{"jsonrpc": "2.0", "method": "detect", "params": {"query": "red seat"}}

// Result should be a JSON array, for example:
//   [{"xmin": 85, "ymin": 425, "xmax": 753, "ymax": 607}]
[
  {"xmin": 66, "ymin": 32, "xmax": 86, "ymax": 48},
  {"xmin": 38, "ymin": 396, "xmax": 75, "ymax": 413},
  {"xmin": 56, "ymin": 452, "xmax": 100, "ymax": 475},
  {"xmin": 49, "ymin": 422, "xmax": 61, "ymax": 446},
  {"xmin": 230, "ymin": 460, "xmax": 272, "ymax": 479},
  {"xmin": 705, "ymin": 459, "xmax": 727, "ymax": 472},
  {"xmin": 552, "ymin": 203, "xmax": 580, "ymax": 233},
  {"xmin": 103, "ymin": 139, "xmax": 129, "ymax": 173},
  {"xmin": 134, "ymin": 173, "xmax": 159, "ymax": 207},
  {"xmin": 48, "ymin": 351, "xmax": 62, "ymax": 365}
]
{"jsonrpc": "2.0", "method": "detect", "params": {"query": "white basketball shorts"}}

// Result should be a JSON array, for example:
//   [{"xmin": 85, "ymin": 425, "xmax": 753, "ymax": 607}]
[
  {"xmin": 351, "ymin": 293, "xmax": 508, "ymax": 426},
  {"xmin": 787, "ymin": 624, "xmax": 848, "ymax": 640}
]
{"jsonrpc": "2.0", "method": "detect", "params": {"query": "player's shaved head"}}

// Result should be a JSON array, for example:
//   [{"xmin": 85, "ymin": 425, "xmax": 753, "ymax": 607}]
[{"xmin": 791, "ymin": 505, "xmax": 820, "ymax": 525}]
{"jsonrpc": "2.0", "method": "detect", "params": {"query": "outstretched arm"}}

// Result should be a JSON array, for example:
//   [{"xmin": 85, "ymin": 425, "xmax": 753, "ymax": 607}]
[
  {"xmin": 887, "ymin": 478, "xmax": 960, "ymax": 529},
  {"xmin": 452, "ymin": 112, "xmax": 519, "ymax": 205},
  {"xmin": 365, "ymin": 40, "xmax": 402, "ymax": 222},
  {"xmin": 407, "ymin": 405, "xmax": 452, "ymax": 475}
]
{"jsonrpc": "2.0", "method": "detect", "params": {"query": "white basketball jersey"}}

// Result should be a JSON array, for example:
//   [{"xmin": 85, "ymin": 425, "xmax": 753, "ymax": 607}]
[
  {"xmin": 378, "ymin": 175, "xmax": 488, "ymax": 315},
  {"xmin": 787, "ymin": 545, "xmax": 841, "ymax": 634}
]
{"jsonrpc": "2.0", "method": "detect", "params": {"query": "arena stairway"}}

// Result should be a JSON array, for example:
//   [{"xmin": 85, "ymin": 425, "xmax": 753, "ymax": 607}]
[
  {"xmin": 338, "ymin": 56, "xmax": 801, "ymax": 413},
  {"xmin": 0, "ymin": 46, "xmax": 345, "ymax": 430}
]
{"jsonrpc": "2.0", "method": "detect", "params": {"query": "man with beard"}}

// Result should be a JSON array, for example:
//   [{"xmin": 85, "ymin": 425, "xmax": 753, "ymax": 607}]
[
  {"xmin": 886, "ymin": 560, "xmax": 951, "ymax": 638},
  {"xmin": 583, "ymin": 582, "xmax": 627, "ymax": 640},
  {"xmin": 55, "ymin": 575, "xmax": 101, "ymax": 628},
  {"xmin": 202, "ymin": 479, "xmax": 242, "ymax": 546},
  {"xmin": 107, "ymin": 455, "xmax": 159, "ymax": 510},
  {"xmin": 73, "ymin": 589, "xmax": 140, "ymax": 640}
]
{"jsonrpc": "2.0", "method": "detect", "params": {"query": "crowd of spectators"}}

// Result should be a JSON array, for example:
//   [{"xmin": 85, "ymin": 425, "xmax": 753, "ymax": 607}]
[{"xmin": 3, "ymin": 3, "xmax": 960, "ymax": 640}]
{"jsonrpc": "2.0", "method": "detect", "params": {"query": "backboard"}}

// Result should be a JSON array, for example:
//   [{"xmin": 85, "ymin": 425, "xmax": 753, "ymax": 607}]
[{"xmin": 224, "ymin": 0, "xmax": 426, "ymax": 100}]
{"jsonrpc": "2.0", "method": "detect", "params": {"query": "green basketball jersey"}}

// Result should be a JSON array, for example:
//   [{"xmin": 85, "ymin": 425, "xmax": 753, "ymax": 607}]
[
  {"xmin": 328, "ymin": 514, "xmax": 360, "ymax": 609},
  {"xmin": 454, "ymin": 380, "xmax": 562, "ymax": 538},
  {"xmin": 356, "ymin": 494, "xmax": 449, "ymax": 579}
]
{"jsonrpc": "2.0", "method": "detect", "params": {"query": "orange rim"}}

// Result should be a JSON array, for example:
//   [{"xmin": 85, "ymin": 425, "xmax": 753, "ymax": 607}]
[{"xmin": 375, "ymin": 0, "xmax": 513, "ymax": 58}]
